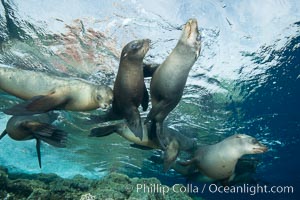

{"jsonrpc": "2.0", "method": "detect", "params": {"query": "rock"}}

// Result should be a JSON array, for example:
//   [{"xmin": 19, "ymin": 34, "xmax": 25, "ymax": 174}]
[
  {"xmin": 0, "ymin": 167, "xmax": 8, "ymax": 189},
  {"xmin": 26, "ymin": 188, "xmax": 50, "ymax": 200},
  {"xmin": 6, "ymin": 179, "xmax": 33, "ymax": 198},
  {"xmin": 0, "ymin": 166, "xmax": 195, "ymax": 200}
]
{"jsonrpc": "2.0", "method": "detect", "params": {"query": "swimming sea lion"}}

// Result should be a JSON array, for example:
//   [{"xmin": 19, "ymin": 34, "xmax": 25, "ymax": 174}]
[
  {"xmin": 179, "ymin": 134, "xmax": 267, "ymax": 183},
  {"xmin": 144, "ymin": 18, "xmax": 201, "ymax": 148},
  {"xmin": 150, "ymin": 155, "xmax": 260, "ymax": 185},
  {"xmin": 0, "ymin": 113, "xmax": 68, "ymax": 168},
  {"xmin": 90, "ymin": 120, "xmax": 197, "ymax": 171},
  {"xmin": 0, "ymin": 64, "xmax": 113, "ymax": 115},
  {"xmin": 98, "ymin": 39, "xmax": 151, "ymax": 140}
]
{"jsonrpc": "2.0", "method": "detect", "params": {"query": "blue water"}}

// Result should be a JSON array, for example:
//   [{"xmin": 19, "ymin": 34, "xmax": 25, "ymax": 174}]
[{"xmin": 0, "ymin": 0, "xmax": 300, "ymax": 199}]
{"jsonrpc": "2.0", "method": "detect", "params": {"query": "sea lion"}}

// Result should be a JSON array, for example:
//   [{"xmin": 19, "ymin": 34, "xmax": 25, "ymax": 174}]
[
  {"xmin": 97, "ymin": 39, "xmax": 151, "ymax": 140},
  {"xmin": 90, "ymin": 120, "xmax": 197, "ymax": 171},
  {"xmin": 179, "ymin": 134, "xmax": 267, "ymax": 183},
  {"xmin": 87, "ymin": 62, "xmax": 157, "ymax": 123},
  {"xmin": 150, "ymin": 155, "xmax": 260, "ymax": 185},
  {"xmin": 0, "ymin": 113, "xmax": 68, "ymax": 168},
  {"xmin": 0, "ymin": 64, "xmax": 113, "ymax": 115},
  {"xmin": 144, "ymin": 18, "xmax": 201, "ymax": 148}
]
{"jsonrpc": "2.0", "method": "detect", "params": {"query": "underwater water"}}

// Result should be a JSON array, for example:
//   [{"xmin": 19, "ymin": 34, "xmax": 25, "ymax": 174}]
[{"xmin": 0, "ymin": 0, "xmax": 299, "ymax": 199}]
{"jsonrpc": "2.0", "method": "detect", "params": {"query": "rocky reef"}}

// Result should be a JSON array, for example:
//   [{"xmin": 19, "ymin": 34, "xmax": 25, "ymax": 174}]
[{"xmin": 0, "ymin": 166, "xmax": 196, "ymax": 200}]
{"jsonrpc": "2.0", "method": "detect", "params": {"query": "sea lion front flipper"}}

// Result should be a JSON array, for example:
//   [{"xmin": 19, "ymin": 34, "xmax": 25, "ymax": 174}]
[
  {"xmin": 143, "ymin": 63, "xmax": 160, "ymax": 77},
  {"xmin": 0, "ymin": 130, "xmax": 8, "ymax": 140},
  {"xmin": 22, "ymin": 121, "xmax": 67, "ymax": 148},
  {"xmin": 126, "ymin": 108, "xmax": 143, "ymax": 140},
  {"xmin": 4, "ymin": 93, "xmax": 69, "ymax": 116},
  {"xmin": 36, "ymin": 138, "xmax": 42, "ymax": 168},
  {"xmin": 89, "ymin": 125, "xmax": 117, "ymax": 137},
  {"xmin": 163, "ymin": 139, "xmax": 179, "ymax": 172},
  {"xmin": 141, "ymin": 83, "xmax": 149, "ymax": 111}
]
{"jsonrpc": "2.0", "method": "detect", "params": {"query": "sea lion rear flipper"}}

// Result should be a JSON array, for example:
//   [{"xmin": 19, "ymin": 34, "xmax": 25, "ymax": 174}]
[
  {"xmin": 36, "ymin": 138, "xmax": 42, "ymax": 168},
  {"xmin": 144, "ymin": 101, "xmax": 170, "ymax": 124},
  {"xmin": 173, "ymin": 161, "xmax": 199, "ymax": 176},
  {"xmin": 21, "ymin": 121, "xmax": 67, "ymax": 148},
  {"xmin": 4, "ymin": 93, "xmax": 69, "ymax": 116},
  {"xmin": 0, "ymin": 130, "xmax": 8, "ymax": 140},
  {"xmin": 89, "ymin": 125, "xmax": 117, "ymax": 137},
  {"xmin": 126, "ymin": 108, "xmax": 143, "ymax": 140},
  {"xmin": 130, "ymin": 144, "xmax": 153, "ymax": 150},
  {"xmin": 148, "ymin": 121, "xmax": 168, "ymax": 150},
  {"xmin": 141, "ymin": 83, "xmax": 149, "ymax": 111},
  {"xmin": 155, "ymin": 122, "xmax": 169, "ymax": 150},
  {"xmin": 163, "ymin": 139, "xmax": 179, "ymax": 172}
]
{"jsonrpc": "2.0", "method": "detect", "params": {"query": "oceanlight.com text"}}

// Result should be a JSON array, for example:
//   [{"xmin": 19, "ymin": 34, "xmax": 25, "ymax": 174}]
[
  {"xmin": 135, "ymin": 183, "xmax": 294, "ymax": 196},
  {"xmin": 208, "ymin": 184, "xmax": 294, "ymax": 195}
]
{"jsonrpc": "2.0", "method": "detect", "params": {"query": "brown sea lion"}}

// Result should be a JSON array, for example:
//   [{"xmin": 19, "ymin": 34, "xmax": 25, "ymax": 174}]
[
  {"xmin": 0, "ymin": 64, "xmax": 113, "ymax": 115},
  {"xmin": 179, "ymin": 134, "xmax": 267, "ymax": 183},
  {"xmin": 0, "ymin": 113, "xmax": 67, "ymax": 168},
  {"xmin": 97, "ymin": 39, "xmax": 151, "ymax": 140},
  {"xmin": 150, "ymin": 155, "xmax": 260, "ymax": 185},
  {"xmin": 144, "ymin": 18, "xmax": 201, "ymax": 148}
]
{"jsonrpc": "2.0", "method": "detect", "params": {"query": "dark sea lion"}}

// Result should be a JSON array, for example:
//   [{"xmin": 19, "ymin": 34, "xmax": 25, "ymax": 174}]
[
  {"xmin": 90, "ymin": 120, "xmax": 197, "ymax": 171},
  {"xmin": 179, "ymin": 134, "xmax": 267, "ymax": 183},
  {"xmin": 0, "ymin": 64, "xmax": 113, "ymax": 115},
  {"xmin": 0, "ymin": 113, "xmax": 68, "ymax": 168},
  {"xmin": 144, "ymin": 18, "xmax": 201, "ymax": 148},
  {"xmin": 100, "ymin": 39, "xmax": 151, "ymax": 140}
]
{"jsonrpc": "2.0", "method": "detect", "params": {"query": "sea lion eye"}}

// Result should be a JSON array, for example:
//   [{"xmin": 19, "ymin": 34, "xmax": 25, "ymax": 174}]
[
  {"xmin": 96, "ymin": 95, "xmax": 102, "ymax": 101},
  {"xmin": 131, "ymin": 42, "xmax": 141, "ymax": 50},
  {"xmin": 251, "ymin": 138, "xmax": 258, "ymax": 144}
]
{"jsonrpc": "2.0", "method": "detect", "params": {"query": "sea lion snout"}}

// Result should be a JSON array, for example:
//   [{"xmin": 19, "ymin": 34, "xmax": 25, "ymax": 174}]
[
  {"xmin": 142, "ymin": 39, "xmax": 151, "ymax": 54},
  {"xmin": 249, "ymin": 137, "xmax": 268, "ymax": 153},
  {"xmin": 253, "ymin": 143, "xmax": 268, "ymax": 153},
  {"xmin": 187, "ymin": 18, "xmax": 198, "ymax": 28},
  {"xmin": 98, "ymin": 103, "xmax": 110, "ymax": 110},
  {"xmin": 144, "ymin": 39, "xmax": 151, "ymax": 45},
  {"xmin": 98, "ymin": 100, "xmax": 112, "ymax": 111},
  {"xmin": 232, "ymin": 134, "xmax": 268, "ymax": 154},
  {"xmin": 181, "ymin": 18, "xmax": 201, "ymax": 57},
  {"xmin": 185, "ymin": 18, "xmax": 199, "ymax": 37}
]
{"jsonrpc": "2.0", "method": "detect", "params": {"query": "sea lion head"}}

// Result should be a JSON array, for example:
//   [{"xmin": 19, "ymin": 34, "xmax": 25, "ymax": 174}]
[
  {"xmin": 227, "ymin": 134, "xmax": 268, "ymax": 155},
  {"xmin": 120, "ymin": 39, "xmax": 151, "ymax": 62},
  {"xmin": 94, "ymin": 85, "xmax": 113, "ymax": 110},
  {"xmin": 180, "ymin": 18, "xmax": 201, "ymax": 58}
]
